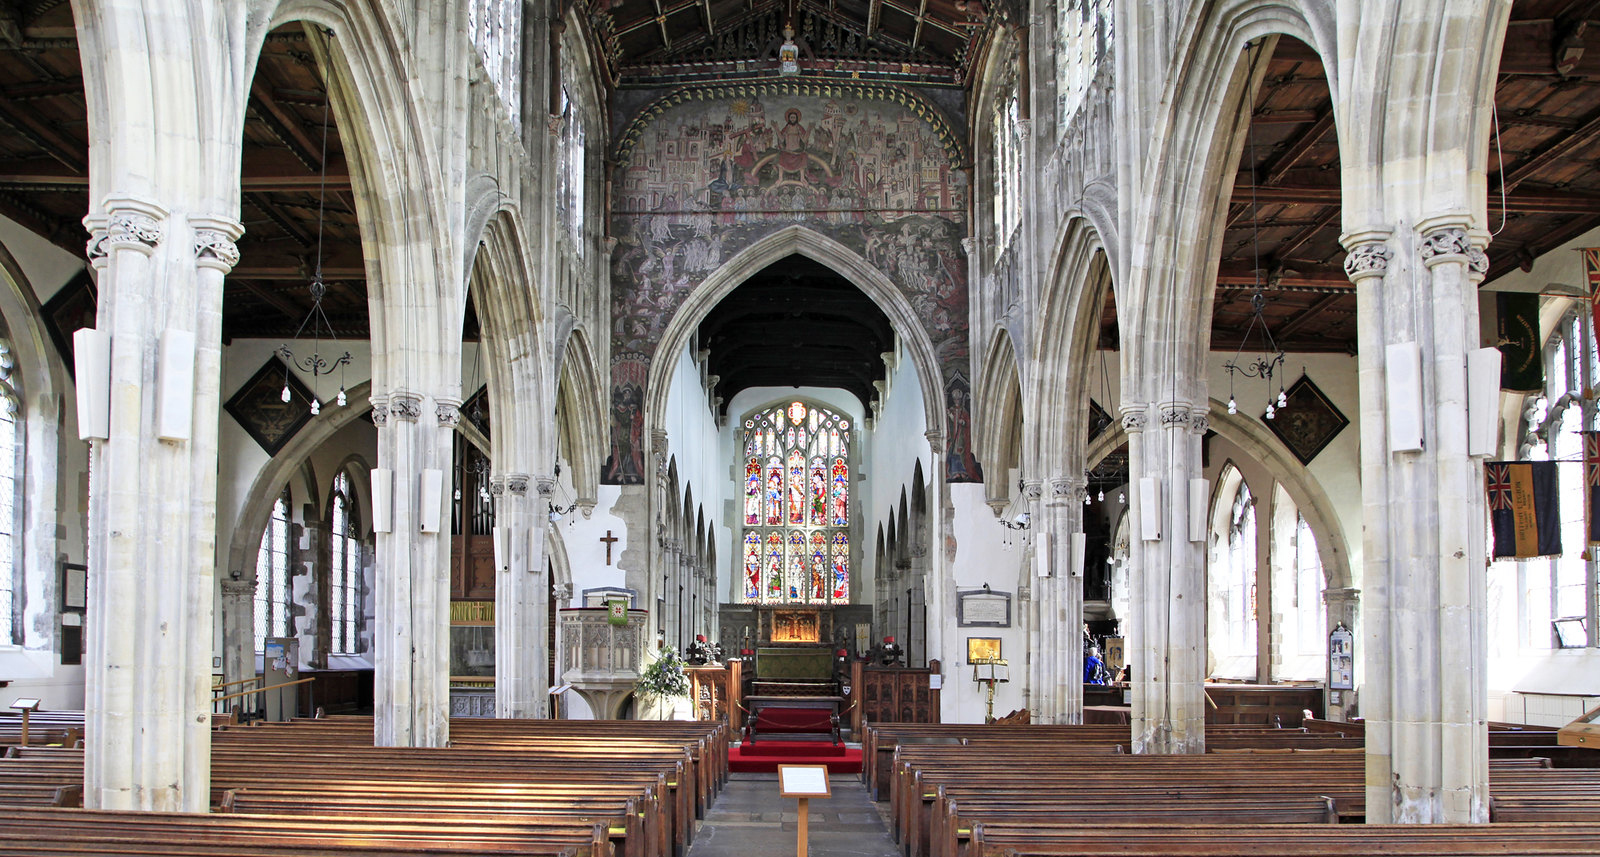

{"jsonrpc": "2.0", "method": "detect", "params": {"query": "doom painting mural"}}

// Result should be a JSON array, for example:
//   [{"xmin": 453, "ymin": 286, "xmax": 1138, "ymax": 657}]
[{"xmin": 603, "ymin": 82, "xmax": 980, "ymax": 484}]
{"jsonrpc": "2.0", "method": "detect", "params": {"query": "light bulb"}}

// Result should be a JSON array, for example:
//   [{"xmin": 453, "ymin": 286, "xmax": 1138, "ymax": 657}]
[
  {"xmin": 280, "ymin": 385, "xmax": 291, "ymax": 403},
  {"xmin": 1265, "ymin": 403, "xmax": 1275, "ymax": 420},
  {"xmin": 1118, "ymin": 491, "xmax": 1125, "ymax": 504},
  {"xmin": 336, "ymin": 387, "xmax": 347, "ymax": 407},
  {"xmin": 309, "ymin": 398, "xmax": 320, "ymax": 415},
  {"xmin": 1097, "ymin": 489, "xmax": 1105, "ymax": 502},
  {"xmin": 1227, "ymin": 397, "xmax": 1237, "ymax": 415},
  {"xmin": 1084, "ymin": 492, "xmax": 1091, "ymax": 505},
  {"xmin": 1277, "ymin": 389, "xmax": 1288, "ymax": 408}
]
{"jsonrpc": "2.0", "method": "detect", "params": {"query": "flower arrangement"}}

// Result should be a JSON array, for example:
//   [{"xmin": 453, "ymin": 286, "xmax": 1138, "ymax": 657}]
[{"xmin": 636, "ymin": 645, "xmax": 690, "ymax": 719}]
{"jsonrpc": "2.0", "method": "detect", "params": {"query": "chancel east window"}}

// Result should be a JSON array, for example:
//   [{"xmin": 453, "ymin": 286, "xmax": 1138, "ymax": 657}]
[
  {"xmin": 254, "ymin": 489, "xmax": 293, "ymax": 651},
  {"xmin": 328, "ymin": 472, "xmax": 361, "ymax": 655},
  {"xmin": 741, "ymin": 401, "xmax": 851, "ymax": 604}
]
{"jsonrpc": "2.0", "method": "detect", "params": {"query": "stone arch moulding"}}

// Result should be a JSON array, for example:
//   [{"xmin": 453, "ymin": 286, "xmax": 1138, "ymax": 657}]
[
  {"xmin": 265, "ymin": 2, "xmax": 458, "ymax": 392},
  {"xmin": 1084, "ymin": 398, "xmax": 1351, "ymax": 592},
  {"xmin": 642, "ymin": 225, "xmax": 949, "ymax": 471},
  {"xmin": 1127, "ymin": 3, "xmax": 1338, "ymax": 382},
  {"xmin": 1032, "ymin": 216, "xmax": 1113, "ymax": 479},
  {"xmin": 0, "ymin": 239, "xmax": 64, "ymax": 652},
  {"xmin": 556, "ymin": 326, "xmax": 608, "ymax": 509},
  {"xmin": 974, "ymin": 325, "xmax": 1023, "ymax": 509},
  {"xmin": 224, "ymin": 381, "xmax": 374, "ymax": 585}
]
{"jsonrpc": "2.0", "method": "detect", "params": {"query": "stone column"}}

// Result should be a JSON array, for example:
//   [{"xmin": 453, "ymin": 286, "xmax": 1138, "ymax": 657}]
[
  {"xmin": 1124, "ymin": 401, "xmax": 1207, "ymax": 753},
  {"xmin": 370, "ymin": 393, "xmax": 456, "ymax": 747},
  {"xmin": 923, "ymin": 429, "xmax": 947, "ymax": 673},
  {"xmin": 552, "ymin": 580, "xmax": 574, "ymax": 717},
  {"xmin": 219, "ymin": 578, "xmax": 256, "ymax": 690},
  {"xmin": 1323, "ymin": 586, "xmax": 1361, "ymax": 722},
  {"xmin": 298, "ymin": 513, "xmax": 328, "ymax": 671},
  {"xmin": 1345, "ymin": 221, "xmax": 1490, "ymax": 822},
  {"xmin": 81, "ymin": 205, "xmax": 240, "ymax": 811},
  {"xmin": 497, "ymin": 473, "xmax": 546, "ymax": 717},
  {"xmin": 1035, "ymin": 476, "xmax": 1083, "ymax": 724}
]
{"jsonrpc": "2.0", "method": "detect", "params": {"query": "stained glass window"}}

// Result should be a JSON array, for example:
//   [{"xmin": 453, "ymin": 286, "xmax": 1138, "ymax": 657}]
[{"xmin": 740, "ymin": 401, "xmax": 852, "ymax": 604}]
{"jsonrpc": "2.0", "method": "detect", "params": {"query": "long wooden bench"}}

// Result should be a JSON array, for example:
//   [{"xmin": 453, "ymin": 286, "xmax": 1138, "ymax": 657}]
[
  {"xmin": 0, "ymin": 806, "xmax": 599, "ymax": 856},
  {"xmin": 968, "ymin": 820, "xmax": 1600, "ymax": 856}
]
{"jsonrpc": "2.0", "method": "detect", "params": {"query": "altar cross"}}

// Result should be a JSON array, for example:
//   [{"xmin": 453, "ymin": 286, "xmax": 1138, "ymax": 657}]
[{"xmin": 600, "ymin": 530, "xmax": 619, "ymax": 565}]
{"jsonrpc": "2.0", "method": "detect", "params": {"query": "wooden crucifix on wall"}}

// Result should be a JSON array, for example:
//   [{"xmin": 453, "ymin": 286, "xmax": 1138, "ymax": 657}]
[{"xmin": 600, "ymin": 530, "xmax": 619, "ymax": 565}]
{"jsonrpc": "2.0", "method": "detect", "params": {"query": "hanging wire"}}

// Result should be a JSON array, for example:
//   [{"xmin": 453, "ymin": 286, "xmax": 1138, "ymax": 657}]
[{"xmin": 278, "ymin": 69, "xmax": 351, "ymax": 411}]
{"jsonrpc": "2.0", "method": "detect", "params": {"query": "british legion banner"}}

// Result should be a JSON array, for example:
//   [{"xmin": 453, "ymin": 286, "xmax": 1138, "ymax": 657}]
[{"xmin": 1486, "ymin": 460, "xmax": 1562, "ymax": 559}]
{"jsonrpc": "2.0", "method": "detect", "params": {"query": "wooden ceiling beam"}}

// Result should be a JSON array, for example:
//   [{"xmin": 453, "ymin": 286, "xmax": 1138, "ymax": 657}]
[
  {"xmin": 910, "ymin": 0, "xmax": 927, "ymax": 50},
  {"xmin": 1496, "ymin": 107, "xmax": 1600, "ymax": 193},
  {"xmin": 1273, "ymin": 292, "xmax": 1345, "ymax": 340},
  {"xmin": 866, "ymin": 0, "xmax": 881, "ymax": 37},
  {"xmin": 231, "ymin": 280, "xmax": 308, "ymax": 320},
  {"xmin": 0, "ymin": 86, "xmax": 82, "ymax": 173},
  {"xmin": 1240, "ymin": 181, "xmax": 1600, "ymax": 214},
  {"xmin": 1261, "ymin": 109, "xmax": 1334, "ymax": 186},
  {"xmin": 0, "ymin": 157, "xmax": 351, "ymax": 192},
  {"xmin": 1272, "ymin": 206, "xmax": 1340, "ymax": 261},
  {"xmin": 231, "ymin": 264, "xmax": 365, "ymax": 280},
  {"xmin": 248, "ymin": 78, "xmax": 325, "ymax": 171},
  {"xmin": 243, "ymin": 191, "xmax": 314, "ymax": 247}
]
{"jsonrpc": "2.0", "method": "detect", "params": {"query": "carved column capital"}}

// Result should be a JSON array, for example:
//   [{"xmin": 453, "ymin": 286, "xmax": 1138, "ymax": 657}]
[
  {"xmin": 1159, "ymin": 402, "xmax": 1193, "ymax": 428},
  {"xmin": 1048, "ymin": 477, "xmax": 1075, "ymax": 499},
  {"xmin": 924, "ymin": 429, "xmax": 945, "ymax": 450},
  {"xmin": 1419, "ymin": 226, "xmax": 1472, "ymax": 266},
  {"xmin": 507, "ymin": 474, "xmax": 530, "ymax": 495},
  {"xmin": 1119, "ymin": 404, "xmax": 1147, "ymax": 433},
  {"xmin": 369, "ymin": 395, "xmax": 390, "ymax": 427},
  {"xmin": 1340, "ymin": 228, "xmax": 1394, "ymax": 283},
  {"xmin": 391, "ymin": 393, "xmax": 423, "ymax": 422},
  {"xmin": 99, "ymin": 198, "xmax": 167, "ymax": 257},
  {"xmin": 535, "ymin": 474, "xmax": 557, "ymax": 497},
  {"xmin": 1189, "ymin": 412, "xmax": 1211, "ymax": 435},
  {"xmin": 553, "ymin": 582, "xmax": 573, "ymax": 601},
  {"xmin": 193, "ymin": 216, "xmax": 244, "ymax": 272},
  {"xmin": 435, "ymin": 398, "xmax": 462, "ymax": 428},
  {"xmin": 1021, "ymin": 479, "xmax": 1043, "ymax": 501}
]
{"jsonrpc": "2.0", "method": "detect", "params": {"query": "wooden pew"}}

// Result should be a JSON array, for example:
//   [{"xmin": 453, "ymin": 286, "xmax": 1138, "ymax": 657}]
[
  {"xmin": 0, "ymin": 806, "xmax": 599, "ymax": 856},
  {"xmin": 968, "ymin": 820, "xmax": 1600, "ymax": 856}
]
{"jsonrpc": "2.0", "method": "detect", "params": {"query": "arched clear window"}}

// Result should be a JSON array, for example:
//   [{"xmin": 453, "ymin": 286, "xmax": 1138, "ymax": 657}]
[
  {"xmin": 1055, "ymin": 0, "xmax": 1111, "ymax": 125},
  {"xmin": 1500, "ymin": 308, "xmax": 1597, "ymax": 650},
  {"xmin": 468, "ymin": 0, "xmax": 523, "ymax": 125},
  {"xmin": 991, "ymin": 53, "xmax": 1022, "ymax": 245},
  {"xmin": 741, "ymin": 401, "xmax": 851, "ymax": 604},
  {"xmin": 0, "ymin": 337, "xmax": 16, "ymax": 644},
  {"xmin": 1209, "ymin": 467, "xmax": 1258, "ymax": 677},
  {"xmin": 254, "ymin": 489, "xmax": 293, "ymax": 651},
  {"xmin": 328, "ymin": 472, "xmax": 361, "ymax": 655}
]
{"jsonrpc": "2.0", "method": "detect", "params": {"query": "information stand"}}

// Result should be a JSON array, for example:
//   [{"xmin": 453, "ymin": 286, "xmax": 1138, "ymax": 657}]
[{"xmin": 777, "ymin": 764, "xmax": 831, "ymax": 857}]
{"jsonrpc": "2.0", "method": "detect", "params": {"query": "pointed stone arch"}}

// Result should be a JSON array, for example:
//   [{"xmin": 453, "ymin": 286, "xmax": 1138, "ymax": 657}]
[
  {"xmin": 645, "ymin": 226, "xmax": 945, "ymax": 452},
  {"xmin": 974, "ymin": 326, "xmax": 1024, "ymax": 509},
  {"xmin": 1084, "ymin": 398, "xmax": 1351, "ymax": 593}
]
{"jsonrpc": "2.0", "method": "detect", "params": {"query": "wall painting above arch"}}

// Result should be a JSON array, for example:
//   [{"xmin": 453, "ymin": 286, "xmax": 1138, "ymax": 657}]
[{"xmin": 604, "ymin": 82, "xmax": 978, "ymax": 484}]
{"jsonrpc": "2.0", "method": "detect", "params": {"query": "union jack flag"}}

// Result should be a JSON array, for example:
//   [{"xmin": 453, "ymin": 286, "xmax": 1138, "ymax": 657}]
[
  {"xmin": 1486, "ymin": 463, "xmax": 1514, "ymax": 512},
  {"xmin": 1586, "ymin": 432, "xmax": 1600, "ymax": 545}
]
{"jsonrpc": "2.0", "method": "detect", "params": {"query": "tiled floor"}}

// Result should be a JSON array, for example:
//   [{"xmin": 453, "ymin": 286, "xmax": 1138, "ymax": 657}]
[{"xmin": 685, "ymin": 772, "xmax": 900, "ymax": 857}]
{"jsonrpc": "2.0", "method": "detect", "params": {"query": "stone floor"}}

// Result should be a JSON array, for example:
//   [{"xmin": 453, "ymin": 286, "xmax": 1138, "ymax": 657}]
[{"xmin": 685, "ymin": 772, "xmax": 899, "ymax": 857}]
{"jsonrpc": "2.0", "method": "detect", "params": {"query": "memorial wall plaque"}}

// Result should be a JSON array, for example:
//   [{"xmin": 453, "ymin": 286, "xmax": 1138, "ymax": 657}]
[{"xmin": 957, "ymin": 590, "xmax": 1011, "ymax": 627}]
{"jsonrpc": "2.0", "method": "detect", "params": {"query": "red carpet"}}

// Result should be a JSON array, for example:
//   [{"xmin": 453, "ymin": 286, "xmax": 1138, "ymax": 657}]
[{"xmin": 729, "ymin": 739, "xmax": 862, "ymax": 774}]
